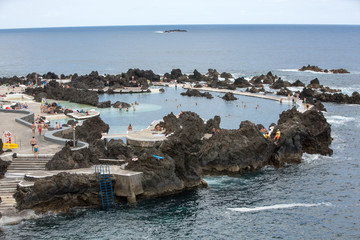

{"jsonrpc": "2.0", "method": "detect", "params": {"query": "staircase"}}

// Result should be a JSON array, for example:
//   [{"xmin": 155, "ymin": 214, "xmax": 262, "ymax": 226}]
[
  {"xmin": 0, "ymin": 155, "xmax": 52, "ymax": 212},
  {"xmin": 95, "ymin": 165, "xmax": 115, "ymax": 209}
]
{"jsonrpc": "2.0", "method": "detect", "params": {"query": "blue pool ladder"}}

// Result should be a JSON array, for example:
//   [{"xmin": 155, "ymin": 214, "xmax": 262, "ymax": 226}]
[{"xmin": 95, "ymin": 164, "xmax": 115, "ymax": 209}]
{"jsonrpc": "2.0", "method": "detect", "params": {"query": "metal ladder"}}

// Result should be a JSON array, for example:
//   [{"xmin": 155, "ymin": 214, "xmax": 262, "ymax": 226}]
[{"xmin": 95, "ymin": 164, "xmax": 115, "ymax": 209}]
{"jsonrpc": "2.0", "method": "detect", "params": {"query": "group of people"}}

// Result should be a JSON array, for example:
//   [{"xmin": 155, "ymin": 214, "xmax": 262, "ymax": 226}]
[
  {"xmin": 119, "ymin": 101, "xmax": 139, "ymax": 112},
  {"xmin": 260, "ymin": 127, "xmax": 281, "ymax": 143},
  {"xmin": 33, "ymin": 115, "xmax": 50, "ymax": 135},
  {"xmin": 30, "ymin": 115, "xmax": 52, "ymax": 158},
  {"xmin": 211, "ymin": 128, "xmax": 221, "ymax": 134},
  {"xmin": 280, "ymin": 93, "xmax": 311, "ymax": 110}
]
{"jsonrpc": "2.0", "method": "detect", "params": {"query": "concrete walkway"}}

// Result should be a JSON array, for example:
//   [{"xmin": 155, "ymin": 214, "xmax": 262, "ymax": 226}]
[
  {"xmin": 190, "ymin": 86, "xmax": 313, "ymax": 113},
  {"xmin": 0, "ymin": 102, "xmax": 65, "ymax": 155}
]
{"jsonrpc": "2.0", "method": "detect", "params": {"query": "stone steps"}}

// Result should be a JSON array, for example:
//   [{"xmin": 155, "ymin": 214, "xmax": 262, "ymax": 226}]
[{"xmin": 0, "ymin": 156, "xmax": 52, "ymax": 213}]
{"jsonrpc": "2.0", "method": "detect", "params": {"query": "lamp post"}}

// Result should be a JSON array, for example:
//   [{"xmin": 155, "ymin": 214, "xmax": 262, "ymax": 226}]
[{"xmin": 72, "ymin": 125, "xmax": 76, "ymax": 147}]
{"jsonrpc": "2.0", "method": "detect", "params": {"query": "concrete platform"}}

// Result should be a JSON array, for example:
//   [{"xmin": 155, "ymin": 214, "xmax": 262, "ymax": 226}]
[
  {"xmin": 102, "ymin": 120, "xmax": 167, "ymax": 147},
  {"xmin": 188, "ymin": 86, "xmax": 313, "ymax": 112}
]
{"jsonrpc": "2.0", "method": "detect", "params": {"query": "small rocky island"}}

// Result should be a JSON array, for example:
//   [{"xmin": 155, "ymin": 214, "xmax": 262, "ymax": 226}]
[
  {"xmin": 299, "ymin": 65, "xmax": 350, "ymax": 74},
  {"xmin": 164, "ymin": 29, "xmax": 187, "ymax": 33}
]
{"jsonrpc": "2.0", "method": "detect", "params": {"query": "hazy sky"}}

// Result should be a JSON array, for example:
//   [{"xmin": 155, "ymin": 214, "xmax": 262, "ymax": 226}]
[{"xmin": 0, "ymin": 0, "xmax": 359, "ymax": 29}]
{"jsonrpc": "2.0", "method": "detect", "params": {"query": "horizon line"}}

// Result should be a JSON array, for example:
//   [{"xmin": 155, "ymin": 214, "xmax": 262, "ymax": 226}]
[{"xmin": 1, "ymin": 23, "xmax": 360, "ymax": 31}]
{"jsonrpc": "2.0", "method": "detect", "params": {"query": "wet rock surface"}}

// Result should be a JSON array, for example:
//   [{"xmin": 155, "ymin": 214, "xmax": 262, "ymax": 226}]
[{"xmin": 222, "ymin": 92, "xmax": 238, "ymax": 101}]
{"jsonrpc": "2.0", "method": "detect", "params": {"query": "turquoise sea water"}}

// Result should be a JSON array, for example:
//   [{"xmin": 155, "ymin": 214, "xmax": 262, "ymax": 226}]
[{"xmin": 1, "ymin": 25, "xmax": 360, "ymax": 239}]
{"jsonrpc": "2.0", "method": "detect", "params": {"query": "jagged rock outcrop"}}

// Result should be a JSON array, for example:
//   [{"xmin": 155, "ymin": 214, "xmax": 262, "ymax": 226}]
[
  {"xmin": 205, "ymin": 116, "xmax": 221, "ymax": 133},
  {"xmin": 271, "ymin": 79, "xmax": 291, "ymax": 89},
  {"xmin": 97, "ymin": 100, "xmax": 111, "ymax": 108},
  {"xmin": 246, "ymin": 86, "xmax": 261, "ymax": 93},
  {"xmin": 49, "ymin": 117, "xmax": 110, "ymax": 170},
  {"xmin": 181, "ymin": 89, "xmax": 213, "ymax": 99},
  {"xmin": 307, "ymin": 78, "xmax": 322, "ymax": 88},
  {"xmin": 188, "ymin": 69, "xmax": 204, "ymax": 82},
  {"xmin": 126, "ymin": 68, "xmax": 160, "ymax": 82},
  {"xmin": 330, "ymin": 68, "xmax": 350, "ymax": 74},
  {"xmin": 46, "ymin": 145, "xmax": 99, "ymax": 170},
  {"xmin": 14, "ymin": 172, "xmax": 101, "ymax": 213},
  {"xmin": 320, "ymin": 86, "xmax": 341, "ymax": 93},
  {"xmin": 270, "ymin": 108, "xmax": 332, "ymax": 166},
  {"xmin": 299, "ymin": 65, "xmax": 323, "ymax": 72},
  {"xmin": 299, "ymin": 65, "xmax": 350, "ymax": 74},
  {"xmin": 126, "ymin": 150, "xmax": 204, "ymax": 197},
  {"xmin": 317, "ymin": 91, "xmax": 360, "ymax": 104},
  {"xmin": 60, "ymin": 116, "xmax": 109, "ymax": 145},
  {"xmin": 291, "ymin": 80, "xmax": 305, "ymax": 87},
  {"xmin": 222, "ymin": 92, "xmax": 238, "ymax": 101},
  {"xmin": 300, "ymin": 88, "xmax": 360, "ymax": 105},
  {"xmin": 25, "ymin": 80, "xmax": 99, "ymax": 106},
  {"xmin": 276, "ymin": 88, "xmax": 292, "ymax": 96},
  {"xmin": 170, "ymin": 69, "xmax": 183, "ymax": 79},
  {"xmin": 250, "ymin": 72, "xmax": 278, "ymax": 85},
  {"xmin": 233, "ymin": 77, "xmax": 251, "ymax": 88},
  {"xmin": 220, "ymin": 72, "xmax": 233, "ymax": 79},
  {"xmin": 107, "ymin": 139, "xmax": 134, "ymax": 159},
  {"xmin": 127, "ymin": 112, "xmax": 208, "ymax": 196},
  {"xmin": 112, "ymin": 101, "xmax": 131, "ymax": 108},
  {"xmin": 198, "ymin": 121, "xmax": 276, "ymax": 174}
]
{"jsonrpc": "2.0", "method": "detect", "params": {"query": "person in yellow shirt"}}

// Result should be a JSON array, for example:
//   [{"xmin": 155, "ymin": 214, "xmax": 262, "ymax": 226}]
[{"xmin": 274, "ymin": 129, "xmax": 281, "ymax": 143}]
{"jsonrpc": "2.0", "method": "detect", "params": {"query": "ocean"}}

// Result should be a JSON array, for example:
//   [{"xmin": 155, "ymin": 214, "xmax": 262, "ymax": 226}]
[{"xmin": 0, "ymin": 25, "xmax": 360, "ymax": 239}]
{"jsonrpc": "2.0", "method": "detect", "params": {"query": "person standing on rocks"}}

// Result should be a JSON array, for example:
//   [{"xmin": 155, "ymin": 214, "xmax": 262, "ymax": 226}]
[
  {"xmin": 274, "ymin": 129, "xmax": 281, "ymax": 143},
  {"xmin": 30, "ymin": 137, "xmax": 37, "ymax": 153}
]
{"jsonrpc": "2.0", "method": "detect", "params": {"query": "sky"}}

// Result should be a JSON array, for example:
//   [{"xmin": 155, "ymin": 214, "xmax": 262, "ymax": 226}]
[{"xmin": 0, "ymin": 0, "xmax": 359, "ymax": 29}]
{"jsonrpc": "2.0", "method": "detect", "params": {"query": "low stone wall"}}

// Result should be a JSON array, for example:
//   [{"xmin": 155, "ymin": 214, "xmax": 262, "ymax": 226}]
[
  {"xmin": 0, "ymin": 109, "xmax": 34, "ymax": 127},
  {"xmin": 0, "ymin": 109, "xmax": 88, "ymax": 151},
  {"xmin": 44, "ymin": 127, "xmax": 89, "ymax": 150}
]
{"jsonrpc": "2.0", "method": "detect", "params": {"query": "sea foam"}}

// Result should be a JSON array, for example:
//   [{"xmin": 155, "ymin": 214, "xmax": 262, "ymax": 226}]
[
  {"xmin": 228, "ymin": 202, "xmax": 331, "ymax": 213},
  {"xmin": 326, "ymin": 115, "xmax": 355, "ymax": 125}
]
